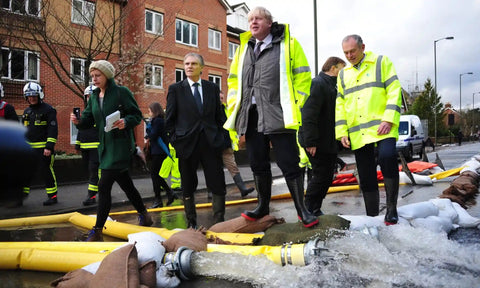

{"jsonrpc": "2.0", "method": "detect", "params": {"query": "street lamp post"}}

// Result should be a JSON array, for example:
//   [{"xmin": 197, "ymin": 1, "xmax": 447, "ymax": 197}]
[
  {"xmin": 433, "ymin": 36, "xmax": 454, "ymax": 145},
  {"xmin": 459, "ymin": 72, "xmax": 473, "ymax": 113}
]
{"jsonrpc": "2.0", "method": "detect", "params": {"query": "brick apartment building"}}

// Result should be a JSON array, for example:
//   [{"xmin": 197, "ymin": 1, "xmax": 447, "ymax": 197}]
[{"xmin": 0, "ymin": 0, "xmax": 250, "ymax": 154}]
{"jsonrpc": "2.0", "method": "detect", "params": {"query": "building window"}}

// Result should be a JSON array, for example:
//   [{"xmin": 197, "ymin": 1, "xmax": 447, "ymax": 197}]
[
  {"xmin": 228, "ymin": 42, "xmax": 239, "ymax": 59},
  {"xmin": 71, "ymin": 0, "xmax": 95, "ymax": 26},
  {"xmin": 70, "ymin": 58, "xmax": 88, "ymax": 82},
  {"xmin": 1, "ymin": 47, "xmax": 39, "ymax": 81},
  {"xmin": 175, "ymin": 69, "xmax": 185, "ymax": 83},
  {"xmin": 208, "ymin": 29, "xmax": 221, "ymax": 50},
  {"xmin": 175, "ymin": 19, "xmax": 198, "ymax": 46},
  {"xmin": 3, "ymin": 0, "xmax": 40, "ymax": 16},
  {"xmin": 208, "ymin": 74, "xmax": 221, "ymax": 89},
  {"xmin": 145, "ymin": 64, "xmax": 163, "ymax": 88},
  {"xmin": 145, "ymin": 10, "xmax": 163, "ymax": 35}
]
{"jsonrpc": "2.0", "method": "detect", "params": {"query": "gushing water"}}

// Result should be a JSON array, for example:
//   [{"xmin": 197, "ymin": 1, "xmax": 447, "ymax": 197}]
[{"xmin": 190, "ymin": 226, "xmax": 480, "ymax": 288}]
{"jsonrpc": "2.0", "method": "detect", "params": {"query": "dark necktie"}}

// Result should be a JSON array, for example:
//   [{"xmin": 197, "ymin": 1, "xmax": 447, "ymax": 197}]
[
  {"xmin": 193, "ymin": 82, "xmax": 203, "ymax": 113},
  {"xmin": 254, "ymin": 41, "xmax": 263, "ymax": 59}
]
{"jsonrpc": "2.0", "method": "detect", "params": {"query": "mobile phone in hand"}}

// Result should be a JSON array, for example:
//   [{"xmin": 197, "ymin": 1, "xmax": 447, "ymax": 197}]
[{"xmin": 73, "ymin": 107, "xmax": 80, "ymax": 119}]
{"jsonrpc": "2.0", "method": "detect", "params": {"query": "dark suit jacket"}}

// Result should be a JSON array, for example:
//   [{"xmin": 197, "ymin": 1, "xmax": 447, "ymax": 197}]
[{"xmin": 165, "ymin": 79, "xmax": 226, "ymax": 158}]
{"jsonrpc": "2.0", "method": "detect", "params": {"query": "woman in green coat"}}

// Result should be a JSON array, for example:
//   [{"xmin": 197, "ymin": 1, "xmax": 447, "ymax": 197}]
[{"xmin": 71, "ymin": 60, "xmax": 152, "ymax": 241}]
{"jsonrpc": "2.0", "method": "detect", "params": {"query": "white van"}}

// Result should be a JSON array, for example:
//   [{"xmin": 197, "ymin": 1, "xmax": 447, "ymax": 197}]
[{"xmin": 396, "ymin": 115, "xmax": 426, "ymax": 161}]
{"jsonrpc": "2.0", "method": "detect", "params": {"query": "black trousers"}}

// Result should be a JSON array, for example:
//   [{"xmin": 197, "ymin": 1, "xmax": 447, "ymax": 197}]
[
  {"xmin": 304, "ymin": 151, "xmax": 337, "ymax": 212},
  {"xmin": 354, "ymin": 137, "xmax": 398, "ymax": 193},
  {"xmin": 81, "ymin": 149, "xmax": 99, "ymax": 192},
  {"xmin": 95, "ymin": 169, "xmax": 147, "ymax": 228},
  {"xmin": 178, "ymin": 132, "xmax": 225, "ymax": 198},
  {"xmin": 245, "ymin": 106, "xmax": 301, "ymax": 180},
  {"xmin": 24, "ymin": 149, "xmax": 57, "ymax": 195},
  {"xmin": 149, "ymin": 154, "xmax": 171, "ymax": 196}
]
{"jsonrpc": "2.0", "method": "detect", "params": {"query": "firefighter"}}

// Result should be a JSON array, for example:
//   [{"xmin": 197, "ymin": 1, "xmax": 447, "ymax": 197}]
[
  {"xmin": 22, "ymin": 82, "xmax": 59, "ymax": 205},
  {"xmin": 75, "ymin": 85, "xmax": 100, "ymax": 206}
]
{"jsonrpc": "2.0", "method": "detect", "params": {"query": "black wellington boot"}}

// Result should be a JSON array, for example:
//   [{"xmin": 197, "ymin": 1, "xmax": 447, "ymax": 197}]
[
  {"xmin": 212, "ymin": 194, "xmax": 226, "ymax": 224},
  {"xmin": 286, "ymin": 176, "xmax": 319, "ymax": 228},
  {"xmin": 383, "ymin": 177, "xmax": 399, "ymax": 225},
  {"xmin": 363, "ymin": 190, "xmax": 380, "ymax": 217},
  {"xmin": 233, "ymin": 173, "xmax": 255, "ymax": 197},
  {"xmin": 241, "ymin": 174, "xmax": 272, "ymax": 221},
  {"xmin": 183, "ymin": 195, "xmax": 197, "ymax": 229}
]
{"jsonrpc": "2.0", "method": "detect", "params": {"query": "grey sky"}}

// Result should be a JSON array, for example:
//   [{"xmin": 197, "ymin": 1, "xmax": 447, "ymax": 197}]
[{"xmin": 235, "ymin": 0, "xmax": 480, "ymax": 111}]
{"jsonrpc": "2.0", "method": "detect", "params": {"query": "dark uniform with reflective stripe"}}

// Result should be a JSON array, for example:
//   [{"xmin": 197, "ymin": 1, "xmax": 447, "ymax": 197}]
[
  {"xmin": 22, "ymin": 101, "xmax": 58, "ymax": 197},
  {"xmin": 76, "ymin": 126, "xmax": 100, "ymax": 201}
]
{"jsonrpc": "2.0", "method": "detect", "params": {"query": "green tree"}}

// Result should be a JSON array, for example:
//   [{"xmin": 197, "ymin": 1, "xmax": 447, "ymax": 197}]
[{"xmin": 411, "ymin": 78, "xmax": 446, "ymax": 136}]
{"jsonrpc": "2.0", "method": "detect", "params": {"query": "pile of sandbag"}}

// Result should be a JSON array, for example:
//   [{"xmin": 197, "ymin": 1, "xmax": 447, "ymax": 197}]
[
  {"xmin": 342, "ymin": 198, "xmax": 480, "ymax": 234},
  {"xmin": 440, "ymin": 156, "xmax": 480, "ymax": 208}
]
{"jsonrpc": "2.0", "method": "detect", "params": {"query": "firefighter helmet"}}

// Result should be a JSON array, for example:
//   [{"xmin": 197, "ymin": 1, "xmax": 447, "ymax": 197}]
[
  {"xmin": 84, "ymin": 85, "xmax": 97, "ymax": 96},
  {"xmin": 23, "ymin": 82, "xmax": 44, "ymax": 100}
]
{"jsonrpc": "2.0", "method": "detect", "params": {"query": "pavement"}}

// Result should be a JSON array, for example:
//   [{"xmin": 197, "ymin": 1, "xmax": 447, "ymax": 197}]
[{"xmin": 0, "ymin": 161, "xmax": 289, "ymax": 220}]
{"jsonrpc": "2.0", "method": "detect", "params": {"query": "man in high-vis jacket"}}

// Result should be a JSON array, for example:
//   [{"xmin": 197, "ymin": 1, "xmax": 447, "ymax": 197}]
[
  {"xmin": 335, "ymin": 34, "xmax": 402, "ymax": 225},
  {"xmin": 225, "ymin": 6, "xmax": 318, "ymax": 228}
]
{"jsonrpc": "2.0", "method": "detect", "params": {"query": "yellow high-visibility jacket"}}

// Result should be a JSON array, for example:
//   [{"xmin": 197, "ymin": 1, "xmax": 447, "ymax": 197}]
[
  {"xmin": 335, "ymin": 51, "xmax": 402, "ymax": 150},
  {"xmin": 224, "ymin": 23, "xmax": 311, "ymax": 134}
]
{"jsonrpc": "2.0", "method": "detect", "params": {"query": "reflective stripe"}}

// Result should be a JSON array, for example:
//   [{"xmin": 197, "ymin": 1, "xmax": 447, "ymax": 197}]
[
  {"xmin": 297, "ymin": 90, "xmax": 307, "ymax": 97},
  {"xmin": 349, "ymin": 119, "xmax": 382, "ymax": 133},
  {"xmin": 386, "ymin": 104, "xmax": 401, "ymax": 113},
  {"xmin": 88, "ymin": 184, "xmax": 99, "ymax": 192},
  {"xmin": 28, "ymin": 141, "xmax": 47, "ymax": 148},
  {"xmin": 336, "ymin": 92, "xmax": 344, "ymax": 100},
  {"xmin": 34, "ymin": 121, "xmax": 47, "ymax": 126},
  {"xmin": 340, "ymin": 55, "xmax": 387, "ymax": 97},
  {"xmin": 335, "ymin": 119, "xmax": 347, "ymax": 127},
  {"xmin": 344, "ymin": 82, "xmax": 384, "ymax": 95},
  {"xmin": 376, "ymin": 55, "xmax": 383, "ymax": 84},
  {"xmin": 47, "ymin": 137, "xmax": 57, "ymax": 143},
  {"xmin": 385, "ymin": 75, "xmax": 399, "ymax": 87},
  {"xmin": 80, "ymin": 142, "xmax": 100, "ymax": 149},
  {"xmin": 292, "ymin": 66, "xmax": 310, "ymax": 74}
]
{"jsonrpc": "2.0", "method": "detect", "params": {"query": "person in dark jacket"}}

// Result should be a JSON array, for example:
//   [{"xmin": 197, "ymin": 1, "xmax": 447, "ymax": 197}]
[
  {"xmin": 71, "ymin": 60, "xmax": 153, "ymax": 241},
  {"xmin": 75, "ymin": 85, "xmax": 100, "ymax": 206},
  {"xmin": 298, "ymin": 57, "xmax": 346, "ymax": 216},
  {"xmin": 146, "ymin": 102, "xmax": 177, "ymax": 208},
  {"xmin": 0, "ymin": 82, "xmax": 19, "ymax": 121},
  {"xmin": 22, "ymin": 82, "xmax": 59, "ymax": 206}
]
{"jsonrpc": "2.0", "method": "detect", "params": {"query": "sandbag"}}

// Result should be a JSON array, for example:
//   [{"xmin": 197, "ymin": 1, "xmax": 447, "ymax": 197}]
[
  {"xmin": 397, "ymin": 201, "xmax": 439, "ymax": 220},
  {"xmin": 258, "ymin": 215, "xmax": 350, "ymax": 246},
  {"xmin": 451, "ymin": 202, "xmax": 480, "ymax": 228},
  {"xmin": 162, "ymin": 228, "xmax": 208, "ymax": 252},
  {"xmin": 429, "ymin": 198, "xmax": 459, "ymax": 223},
  {"xmin": 208, "ymin": 215, "xmax": 285, "ymax": 233}
]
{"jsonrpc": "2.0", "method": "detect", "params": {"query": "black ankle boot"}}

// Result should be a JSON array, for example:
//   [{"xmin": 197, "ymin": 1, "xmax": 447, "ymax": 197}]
[
  {"xmin": 362, "ymin": 190, "xmax": 380, "ymax": 217},
  {"xmin": 43, "ymin": 194, "xmax": 58, "ymax": 206},
  {"xmin": 183, "ymin": 196, "xmax": 197, "ymax": 229},
  {"xmin": 241, "ymin": 174, "xmax": 272, "ymax": 221},
  {"xmin": 85, "ymin": 226, "xmax": 104, "ymax": 242}
]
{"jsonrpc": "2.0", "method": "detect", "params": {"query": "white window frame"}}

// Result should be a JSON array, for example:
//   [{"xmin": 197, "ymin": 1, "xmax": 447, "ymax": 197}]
[
  {"xmin": 145, "ymin": 9, "xmax": 163, "ymax": 35},
  {"xmin": 70, "ymin": 57, "xmax": 87, "ymax": 82},
  {"xmin": 175, "ymin": 19, "xmax": 198, "ymax": 46},
  {"xmin": 228, "ymin": 42, "xmax": 239, "ymax": 59},
  {"xmin": 208, "ymin": 29, "xmax": 221, "ymax": 50},
  {"xmin": 1, "ymin": 47, "xmax": 39, "ymax": 81},
  {"xmin": 208, "ymin": 74, "xmax": 221, "ymax": 88},
  {"xmin": 71, "ymin": 0, "xmax": 95, "ymax": 26},
  {"xmin": 2, "ymin": 0, "xmax": 40, "ymax": 16},
  {"xmin": 175, "ymin": 68, "xmax": 185, "ymax": 83},
  {"xmin": 145, "ymin": 64, "xmax": 163, "ymax": 88}
]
